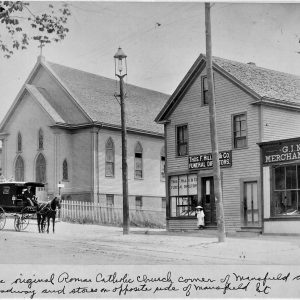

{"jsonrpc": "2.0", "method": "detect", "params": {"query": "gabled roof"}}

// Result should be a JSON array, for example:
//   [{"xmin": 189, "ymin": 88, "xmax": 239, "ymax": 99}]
[
  {"xmin": 0, "ymin": 82, "xmax": 65, "ymax": 131},
  {"xmin": 0, "ymin": 57, "xmax": 169, "ymax": 136},
  {"xmin": 213, "ymin": 56, "xmax": 300, "ymax": 103},
  {"xmin": 45, "ymin": 62, "xmax": 169, "ymax": 135},
  {"xmin": 26, "ymin": 84, "xmax": 65, "ymax": 123},
  {"xmin": 155, "ymin": 54, "xmax": 300, "ymax": 123}
]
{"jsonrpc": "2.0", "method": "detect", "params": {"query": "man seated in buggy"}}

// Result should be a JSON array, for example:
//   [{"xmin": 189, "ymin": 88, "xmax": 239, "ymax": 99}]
[{"xmin": 23, "ymin": 186, "xmax": 38, "ymax": 208}]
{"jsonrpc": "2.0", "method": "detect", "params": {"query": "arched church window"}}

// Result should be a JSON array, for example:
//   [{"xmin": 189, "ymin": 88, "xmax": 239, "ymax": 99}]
[
  {"xmin": 36, "ymin": 153, "xmax": 46, "ymax": 183},
  {"xmin": 15, "ymin": 155, "xmax": 24, "ymax": 181},
  {"xmin": 105, "ymin": 137, "xmax": 115, "ymax": 177},
  {"xmin": 17, "ymin": 132, "xmax": 22, "ymax": 152},
  {"xmin": 134, "ymin": 142, "xmax": 143, "ymax": 179},
  {"xmin": 63, "ymin": 159, "xmax": 68, "ymax": 181},
  {"xmin": 38, "ymin": 128, "xmax": 44, "ymax": 150}
]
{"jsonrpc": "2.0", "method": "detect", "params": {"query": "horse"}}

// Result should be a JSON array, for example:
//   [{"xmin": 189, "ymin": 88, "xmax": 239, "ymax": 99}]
[{"xmin": 36, "ymin": 197, "xmax": 61, "ymax": 234}]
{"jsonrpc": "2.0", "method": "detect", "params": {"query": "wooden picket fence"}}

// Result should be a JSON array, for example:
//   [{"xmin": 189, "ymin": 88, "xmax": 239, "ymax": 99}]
[{"xmin": 60, "ymin": 200, "xmax": 166, "ymax": 228}]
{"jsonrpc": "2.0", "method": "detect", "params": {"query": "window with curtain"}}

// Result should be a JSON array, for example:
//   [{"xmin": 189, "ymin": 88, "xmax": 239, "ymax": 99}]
[
  {"xmin": 36, "ymin": 153, "xmax": 46, "ymax": 183},
  {"xmin": 105, "ymin": 137, "xmax": 115, "ymax": 177},
  {"xmin": 15, "ymin": 155, "xmax": 24, "ymax": 181},
  {"xmin": 176, "ymin": 125, "xmax": 188, "ymax": 156},
  {"xmin": 63, "ymin": 159, "xmax": 68, "ymax": 181},
  {"xmin": 134, "ymin": 142, "xmax": 143, "ymax": 179},
  {"xmin": 233, "ymin": 113, "xmax": 247, "ymax": 149}
]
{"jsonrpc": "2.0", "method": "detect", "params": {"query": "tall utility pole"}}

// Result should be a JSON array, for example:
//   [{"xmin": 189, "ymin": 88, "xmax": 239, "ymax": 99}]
[
  {"xmin": 205, "ymin": 2, "xmax": 226, "ymax": 242},
  {"xmin": 114, "ymin": 47, "xmax": 129, "ymax": 235}
]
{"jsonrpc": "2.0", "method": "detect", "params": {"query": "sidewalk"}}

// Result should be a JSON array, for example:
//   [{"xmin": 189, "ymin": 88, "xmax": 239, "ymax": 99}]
[
  {"xmin": 128, "ymin": 226, "xmax": 300, "ymax": 264},
  {"xmin": 131, "ymin": 227, "xmax": 219, "ymax": 237},
  {"xmin": 130, "ymin": 225, "xmax": 300, "ymax": 239}
]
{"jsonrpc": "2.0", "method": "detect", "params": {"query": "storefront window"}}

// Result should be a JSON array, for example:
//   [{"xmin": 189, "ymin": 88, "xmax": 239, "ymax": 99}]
[
  {"xmin": 272, "ymin": 164, "xmax": 300, "ymax": 216},
  {"xmin": 169, "ymin": 174, "xmax": 198, "ymax": 217}
]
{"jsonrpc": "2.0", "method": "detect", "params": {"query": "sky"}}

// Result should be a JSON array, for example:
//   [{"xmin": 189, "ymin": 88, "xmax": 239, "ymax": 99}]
[{"xmin": 1, "ymin": 1, "xmax": 300, "ymax": 123}]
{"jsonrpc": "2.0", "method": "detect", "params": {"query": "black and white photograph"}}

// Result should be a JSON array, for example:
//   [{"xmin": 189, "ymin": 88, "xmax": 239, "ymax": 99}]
[{"xmin": 1, "ymin": 1, "xmax": 300, "ymax": 298}]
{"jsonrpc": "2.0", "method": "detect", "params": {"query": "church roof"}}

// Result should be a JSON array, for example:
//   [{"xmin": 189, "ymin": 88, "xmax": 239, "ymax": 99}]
[
  {"xmin": 26, "ymin": 84, "xmax": 65, "ymax": 123},
  {"xmin": 45, "ymin": 62, "xmax": 169, "ymax": 135},
  {"xmin": 156, "ymin": 54, "xmax": 300, "ymax": 123}
]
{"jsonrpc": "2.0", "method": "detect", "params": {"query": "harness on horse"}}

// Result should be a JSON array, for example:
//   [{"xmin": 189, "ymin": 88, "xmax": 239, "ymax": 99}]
[{"xmin": 38, "ymin": 201, "xmax": 55, "ymax": 216}]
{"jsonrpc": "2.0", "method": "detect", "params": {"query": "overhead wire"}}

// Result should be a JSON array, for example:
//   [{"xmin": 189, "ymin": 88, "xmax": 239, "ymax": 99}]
[
  {"xmin": 65, "ymin": 2, "xmax": 205, "ymax": 89},
  {"xmin": 69, "ymin": 2, "xmax": 201, "ymax": 60},
  {"xmin": 56, "ymin": 2, "xmax": 299, "ymax": 86}
]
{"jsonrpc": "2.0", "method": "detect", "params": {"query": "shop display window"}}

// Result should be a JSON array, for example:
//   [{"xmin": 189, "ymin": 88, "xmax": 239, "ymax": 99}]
[
  {"xmin": 272, "ymin": 164, "xmax": 300, "ymax": 216},
  {"xmin": 169, "ymin": 174, "xmax": 198, "ymax": 217}
]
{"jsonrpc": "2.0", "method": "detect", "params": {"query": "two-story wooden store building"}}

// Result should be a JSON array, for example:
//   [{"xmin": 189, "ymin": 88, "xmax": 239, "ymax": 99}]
[
  {"xmin": 0, "ymin": 56, "xmax": 168, "ymax": 211},
  {"xmin": 155, "ymin": 54, "xmax": 300, "ymax": 234}
]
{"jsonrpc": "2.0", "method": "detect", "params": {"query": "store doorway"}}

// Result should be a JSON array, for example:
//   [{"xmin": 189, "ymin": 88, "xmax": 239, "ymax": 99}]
[
  {"xmin": 201, "ymin": 176, "xmax": 216, "ymax": 225},
  {"xmin": 243, "ymin": 181, "xmax": 260, "ymax": 226}
]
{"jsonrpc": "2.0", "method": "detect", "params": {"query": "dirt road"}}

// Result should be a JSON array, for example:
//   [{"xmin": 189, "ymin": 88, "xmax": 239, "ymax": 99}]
[{"xmin": 1, "ymin": 219, "xmax": 300, "ymax": 265}]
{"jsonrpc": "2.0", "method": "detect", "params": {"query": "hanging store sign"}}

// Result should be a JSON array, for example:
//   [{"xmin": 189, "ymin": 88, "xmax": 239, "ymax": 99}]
[
  {"xmin": 262, "ymin": 139, "xmax": 300, "ymax": 165},
  {"xmin": 188, "ymin": 150, "xmax": 232, "ymax": 169}
]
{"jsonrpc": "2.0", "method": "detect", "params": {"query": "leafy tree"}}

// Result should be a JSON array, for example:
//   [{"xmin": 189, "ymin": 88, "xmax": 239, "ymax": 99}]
[{"xmin": 0, "ymin": 1, "xmax": 71, "ymax": 58}]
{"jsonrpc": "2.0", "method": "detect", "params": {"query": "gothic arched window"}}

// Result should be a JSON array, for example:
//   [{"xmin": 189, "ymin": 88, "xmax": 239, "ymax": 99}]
[
  {"xmin": 15, "ymin": 155, "xmax": 24, "ymax": 181},
  {"xmin": 63, "ymin": 159, "xmax": 68, "ymax": 181},
  {"xmin": 105, "ymin": 137, "xmax": 115, "ymax": 177},
  {"xmin": 134, "ymin": 142, "xmax": 143, "ymax": 179},
  {"xmin": 36, "ymin": 153, "xmax": 46, "ymax": 183},
  {"xmin": 38, "ymin": 128, "xmax": 44, "ymax": 150},
  {"xmin": 17, "ymin": 132, "xmax": 22, "ymax": 152}
]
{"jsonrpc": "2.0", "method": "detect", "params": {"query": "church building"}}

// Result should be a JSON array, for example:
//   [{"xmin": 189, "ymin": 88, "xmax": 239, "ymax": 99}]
[{"xmin": 0, "ymin": 56, "xmax": 168, "ymax": 211}]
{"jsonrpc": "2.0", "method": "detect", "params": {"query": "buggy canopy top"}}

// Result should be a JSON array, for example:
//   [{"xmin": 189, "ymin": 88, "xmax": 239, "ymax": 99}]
[{"xmin": 0, "ymin": 182, "xmax": 45, "ymax": 187}]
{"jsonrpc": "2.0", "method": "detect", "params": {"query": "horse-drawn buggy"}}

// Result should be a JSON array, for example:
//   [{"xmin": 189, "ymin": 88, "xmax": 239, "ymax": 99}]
[{"xmin": 0, "ymin": 181, "xmax": 61, "ymax": 233}]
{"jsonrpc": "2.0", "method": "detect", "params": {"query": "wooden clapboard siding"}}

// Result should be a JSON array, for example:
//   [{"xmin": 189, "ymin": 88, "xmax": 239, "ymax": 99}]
[
  {"xmin": 167, "ymin": 71, "xmax": 261, "ymax": 169},
  {"xmin": 262, "ymin": 105, "xmax": 300, "ymax": 142},
  {"xmin": 166, "ymin": 68, "xmax": 262, "ymax": 232},
  {"xmin": 166, "ymin": 75, "xmax": 202, "ymax": 173},
  {"xmin": 97, "ymin": 129, "xmax": 166, "ymax": 210}
]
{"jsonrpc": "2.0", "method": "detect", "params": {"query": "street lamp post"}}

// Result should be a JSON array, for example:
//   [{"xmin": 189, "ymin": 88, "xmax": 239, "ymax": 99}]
[{"xmin": 114, "ymin": 47, "xmax": 129, "ymax": 235}]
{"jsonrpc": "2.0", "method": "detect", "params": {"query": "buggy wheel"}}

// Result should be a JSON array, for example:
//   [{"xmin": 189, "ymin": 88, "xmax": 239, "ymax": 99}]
[
  {"xmin": 0, "ymin": 207, "xmax": 6, "ymax": 230},
  {"xmin": 14, "ymin": 215, "xmax": 29, "ymax": 231}
]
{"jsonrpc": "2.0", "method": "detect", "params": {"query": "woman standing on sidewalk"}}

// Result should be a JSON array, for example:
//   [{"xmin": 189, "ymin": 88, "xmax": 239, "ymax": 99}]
[{"xmin": 196, "ymin": 206, "xmax": 205, "ymax": 229}]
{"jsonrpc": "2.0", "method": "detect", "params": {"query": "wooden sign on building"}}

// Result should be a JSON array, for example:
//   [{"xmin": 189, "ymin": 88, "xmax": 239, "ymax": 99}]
[
  {"xmin": 188, "ymin": 150, "xmax": 232, "ymax": 170},
  {"xmin": 262, "ymin": 139, "xmax": 300, "ymax": 165}
]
